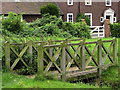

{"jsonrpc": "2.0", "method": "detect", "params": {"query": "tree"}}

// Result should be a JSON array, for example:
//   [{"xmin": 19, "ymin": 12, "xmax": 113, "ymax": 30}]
[
  {"xmin": 2, "ymin": 12, "xmax": 25, "ymax": 34},
  {"xmin": 40, "ymin": 3, "xmax": 60, "ymax": 17}
]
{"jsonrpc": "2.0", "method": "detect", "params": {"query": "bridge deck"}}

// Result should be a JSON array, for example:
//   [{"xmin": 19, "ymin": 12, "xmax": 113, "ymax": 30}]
[{"xmin": 47, "ymin": 64, "xmax": 114, "ymax": 80}]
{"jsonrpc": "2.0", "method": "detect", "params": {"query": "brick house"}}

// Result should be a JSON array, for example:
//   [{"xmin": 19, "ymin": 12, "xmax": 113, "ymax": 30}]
[
  {"xmin": 1, "ymin": 1, "xmax": 120, "ymax": 25},
  {"xmin": 57, "ymin": 0, "xmax": 120, "ymax": 26}
]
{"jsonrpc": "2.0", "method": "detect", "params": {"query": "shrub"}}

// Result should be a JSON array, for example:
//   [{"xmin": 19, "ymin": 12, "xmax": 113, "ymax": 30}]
[
  {"xmin": 73, "ymin": 22, "xmax": 91, "ymax": 38},
  {"xmin": 41, "ymin": 23, "xmax": 60, "ymax": 35},
  {"xmin": 62, "ymin": 22, "xmax": 76, "ymax": 35},
  {"xmin": 29, "ymin": 14, "xmax": 63, "ymax": 27},
  {"xmin": 110, "ymin": 23, "xmax": 120, "ymax": 38},
  {"xmin": 58, "ymin": 30, "xmax": 72, "ymax": 38},
  {"xmin": 76, "ymin": 13, "xmax": 90, "ymax": 26},
  {"xmin": 2, "ymin": 12, "xmax": 25, "ymax": 34},
  {"xmin": 62, "ymin": 22, "xmax": 91, "ymax": 38},
  {"xmin": 40, "ymin": 3, "xmax": 60, "ymax": 17},
  {"xmin": 20, "ymin": 13, "xmax": 91, "ymax": 38}
]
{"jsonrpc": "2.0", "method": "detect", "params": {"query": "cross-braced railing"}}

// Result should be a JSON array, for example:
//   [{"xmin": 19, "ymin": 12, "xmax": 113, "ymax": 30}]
[{"xmin": 4, "ymin": 37, "xmax": 117, "ymax": 81}]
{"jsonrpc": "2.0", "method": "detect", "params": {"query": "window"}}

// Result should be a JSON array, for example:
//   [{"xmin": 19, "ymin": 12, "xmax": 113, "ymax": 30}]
[
  {"xmin": 21, "ymin": 16, "xmax": 23, "ymax": 22},
  {"xmin": 85, "ymin": 13, "xmax": 92, "ymax": 26},
  {"xmin": 60, "ymin": 16, "xmax": 62, "ymax": 19},
  {"xmin": 15, "ymin": 0, "xmax": 20, "ymax": 2},
  {"xmin": 85, "ymin": 0, "xmax": 92, "ymax": 5},
  {"xmin": 106, "ymin": 0, "xmax": 112, "ymax": 6},
  {"xmin": 113, "ymin": 17, "xmax": 117, "ymax": 22},
  {"xmin": 100, "ymin": 17, "xmax": 104, "ymax": 22},
  {"xmin": 67, "ymin": 0, "xmax": 73, "ymax": 5},
  {"xmin": 67, "ymin": 13, "xmax": 73, "ymax": 22}
]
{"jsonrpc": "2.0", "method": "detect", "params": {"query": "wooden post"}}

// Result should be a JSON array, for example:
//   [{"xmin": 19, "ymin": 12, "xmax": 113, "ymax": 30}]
[
  {"xmin": 97, "ymin": 38, "xmax": 102, "ymax": 82},
  {"xmin": 80, "ymin": 38, "xmax": 85, "ymax": 71},
  {"xmin": 113, "ymin": 37, "xmax": 117, "ymax": 64},
  {"xmin": 5, "ymin": 41, "xmax": 11, "ymax": 71},
  {"xmin": 66, "ymin": 38, "xmax": 70, "ymax": 63},
  {"xmin": 60, "ymin": 42, "xmax": 66, "ymax": 81},
  {"xmin": 49, "ymin": 39, "xmax": 52, "ymax": 57},
  {"xmin": 28, "ymin": 40, "xmax": 32, "ymax": 64},
  {"xmin": 37, "ymin": 44, "xmax": 44, "ymax": 74}
]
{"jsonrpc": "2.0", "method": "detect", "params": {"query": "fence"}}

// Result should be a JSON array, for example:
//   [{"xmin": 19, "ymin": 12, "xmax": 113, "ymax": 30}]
[
  {"xmin": 90, "ymin": 26, "xmax": 105, "ymax": 38},
  {"xmin": 5, "ymin": 37, "xmax": 117, "ymax": 81}
]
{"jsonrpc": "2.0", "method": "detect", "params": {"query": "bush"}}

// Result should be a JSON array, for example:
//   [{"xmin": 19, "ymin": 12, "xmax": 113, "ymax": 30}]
[
  {"xmin": 62, "ymin": 22, "xmax": 91, "ymax": 38},
  {"xmin": 110, "ymin": 23, "xmax": 120, "ymax": 38},
  {"xmin": 40, "ymin": 3, "xmax": 60, "ymax": 17},
  {"xmin": 41, "ymin": 23, "xmax": 60, "ymax": 35},
  {"xmin": 2, "ymin": 12, "xmax": 25, "ymax": 34},
  {"xmin": 73, "ymin": 22, "xmax": 91, "ymax": 38},
  {"xmin": 76, "ymin": 13, "xmax": 90, "ymax": 26},
  {"xmin": 27, "ymin": 13, "xmax": 91, "ymax": 38}
]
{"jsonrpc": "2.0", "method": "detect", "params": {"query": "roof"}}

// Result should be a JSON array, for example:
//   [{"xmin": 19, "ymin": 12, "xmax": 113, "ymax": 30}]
[{"xmin": 2, "ymin": 2, "xmax": 64, "ymax": 15}]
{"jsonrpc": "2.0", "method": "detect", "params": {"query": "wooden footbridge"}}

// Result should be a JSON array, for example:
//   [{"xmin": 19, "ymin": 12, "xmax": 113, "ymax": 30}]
[{"xmin": 4, "ymin": 37, "xmax": 117, "ymax": 81}]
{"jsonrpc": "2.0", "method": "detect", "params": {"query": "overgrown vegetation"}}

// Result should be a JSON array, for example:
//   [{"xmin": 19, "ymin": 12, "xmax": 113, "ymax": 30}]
[
  {"xmin": 27, "ymin": 14, "xmax": 91, "ymax": 38},
  {"xmin": 40, "ymin": 3, "xmax": 60, "ymax": 17},
  {"xmin": 2, "ymin": 12, "xmax": 25, "ymax": 35},
  {"xmin": 110, "ymin": 23, "xmax": 120, "ymax": 38},
  {"xmin": 2, "ymin": 13, "xmax": 91, "ymax": 39}
]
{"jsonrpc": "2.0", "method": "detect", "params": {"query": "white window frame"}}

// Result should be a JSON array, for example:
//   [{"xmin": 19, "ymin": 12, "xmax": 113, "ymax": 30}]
[
  {"xmin": 113, "ymin": 17, "xmax": 117, "ymax": 22},
  {"xmin": 15, "ymin": 0, "xmax": 20, "ymax": 2},
  {"xmin": 85, "ymin": 13, "xmax": 92, "ymax": 26},
  {"xmin": 85, "ymin": 0, "xmax": 92, "ymax": 5},
  {"xmin": 67, "ymin": 13, "xmax": 73, "ymax": 22},
  {"xmin": 21, "ymin": 16, "xmax": 23, "ymax": 22},
  {"xmin": 67, "ymin": 0, "xmax": 73, "ymax": 5},
  {"xmin": 100, "ymin": 17, "xmax": 104, "ymax": 23},
  {"xmin": 106, "ymin": 0, "xmax": 112, "ymax": 6},
  {"xmin": 60, "ymin": 16, "xmax": 62, "ymax": 19}
]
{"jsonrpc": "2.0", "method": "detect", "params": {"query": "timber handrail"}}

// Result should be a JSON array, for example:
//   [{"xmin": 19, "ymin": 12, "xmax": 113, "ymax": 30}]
[{"xmin": 5, "ymin": 37, "xmax": 117, "ymax": 81}]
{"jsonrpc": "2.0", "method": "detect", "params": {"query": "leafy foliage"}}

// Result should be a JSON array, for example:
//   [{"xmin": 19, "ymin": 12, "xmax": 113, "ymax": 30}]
[
  {"xmin": 110, "ymin": 23, "xmax": 120, "ymax": 37},
  {"xmin": 2, "ymin": 12, "xmax": 91, "ymax": 39},
  {"xmin": 76, "ymin": 13, "xmax": 90, "ymax": 26},
  {"xmin": 2, "ymin": 12, "xmax": 25, "ymax": 34},
  {"xmin": 27, "ymin": 13, "xmax": 91, "ymax": 38},
  {"xmin": 40, "ymin": 3, "xmax": 60, "ymax": 17}
]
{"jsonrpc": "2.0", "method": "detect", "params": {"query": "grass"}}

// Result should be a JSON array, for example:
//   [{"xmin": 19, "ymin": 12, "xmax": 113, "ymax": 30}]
[
  {"xmin": 2, "ymin": 72, "xmax": 109, "ymax": 88},
  {"xmin": 101, "ymin": 65, "xmax": 119, "ymax": 88}
]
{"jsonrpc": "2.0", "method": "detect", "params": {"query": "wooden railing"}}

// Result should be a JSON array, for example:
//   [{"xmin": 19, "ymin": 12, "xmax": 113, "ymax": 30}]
[{"xmin": 5, "ymin": 38, "xmax": 117, "ymax": 81}]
